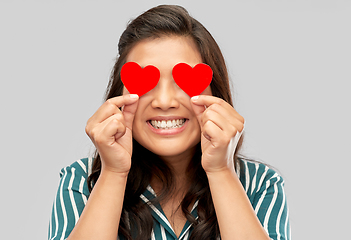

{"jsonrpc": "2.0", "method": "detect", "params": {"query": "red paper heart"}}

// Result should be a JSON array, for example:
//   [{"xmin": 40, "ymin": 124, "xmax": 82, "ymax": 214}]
[
  {"xmin": 120, "ymin": 62, "xmax": 160, "ymax": 97},
  {"xmin": 172, "ymin": 63, "xmax": 213, "ymax": 97}
]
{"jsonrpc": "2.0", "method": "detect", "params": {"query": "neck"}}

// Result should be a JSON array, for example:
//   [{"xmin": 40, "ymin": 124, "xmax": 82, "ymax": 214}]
[{"xmin": 150, "ymin": 146, "xmax": 196, "ymax": 197}]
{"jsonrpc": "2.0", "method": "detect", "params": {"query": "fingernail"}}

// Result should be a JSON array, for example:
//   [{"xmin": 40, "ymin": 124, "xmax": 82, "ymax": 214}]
[
  {"xmin": 191, "ymin": 96, "xmax": 199, "ymax": 101},
  {"xmin": 130, "ymin": 94, "xmax": 139, "ymax": 99}
]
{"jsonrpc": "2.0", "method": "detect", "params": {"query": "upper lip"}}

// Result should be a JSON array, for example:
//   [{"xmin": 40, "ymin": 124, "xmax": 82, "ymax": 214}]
[{"xmin": 147, "ymin": 116, "xmax": 187, "ymax": 121}]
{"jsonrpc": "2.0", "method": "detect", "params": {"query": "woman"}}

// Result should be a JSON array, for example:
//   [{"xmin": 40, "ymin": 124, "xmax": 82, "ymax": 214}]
[{"xmin": 49, "ymin": 5, "xmax": 290, "ymax": 240}]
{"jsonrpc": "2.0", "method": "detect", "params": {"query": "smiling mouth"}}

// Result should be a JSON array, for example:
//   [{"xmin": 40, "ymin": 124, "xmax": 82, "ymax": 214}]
[{"xmin": 148, "ymin": 118, "xmax": 187, "ymax": 129}]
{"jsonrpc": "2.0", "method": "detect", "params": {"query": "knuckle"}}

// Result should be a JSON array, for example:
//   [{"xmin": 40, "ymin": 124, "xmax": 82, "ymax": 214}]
[
  {"xmin": 114, "ymin": 118, "xmax": 124, "ymax": 129},
  {"xmin": 105, "ymin": 99, "xmax": 116, "ymax": 111},
  {"xmin": 119, "ymin": 124, "xmax": 127, "ymax": 134},
  {"xmin": 202, "ymin": 120, "xmax": 212, "ymax": 130},
  {"xmin": 105, "ymin": 98, "xmax": 114, "ymax": 105},
  {"xmin": 216, "ymin": 98, "xmax": 226, "ymax": 105},
  {"xmin": 209, "ymin": 103, "xmax": 219, "ymax": 111},
  {"xmin": 89, "ymin": 128, "xmax": 98, "ymax": 139},
  {"xmin": 85, "ymin": 122, "xmax": 94, "ymax": 137},
  {"xmin": 86, "ymin": 117, "xmax": 93, "ymax": 128},
  {"xmin": 231, "ymin": 125, "xmax": 238, "ymax": 135},
  {"xmin": 221, "ymin": 134, "xmax": 232, "ymax": 145},
  {"xmin": 114, "ymin": 112, "xmax": 124, "ymax": 121},
  {"xmin": 203, "ymin": 108, "xmax": 212, "ymax": 119},
  {"xmin": 85, "ymin": 125, "xmax": 91, "ymax": 136},
  {"xmin": 94, "ymin": 135, "xmax": 104, "ymax": 145},
  {"xmin": 113, "ymin": 118, "xmax": 126, "ymax": 130},
  {"xmin": 93, "ymin": 131, "xmax": 106, "ymax": 145},
  {"xmin": 238, "ymin": 123, "xmax": 244, "ymax": 132},
  {"xmin": 235, "ymin": 120, "xmax": 245, "ymax": 132},
  {"xmin": 238, "ymin": 115, "xmax": 245, "ymax": 124}
]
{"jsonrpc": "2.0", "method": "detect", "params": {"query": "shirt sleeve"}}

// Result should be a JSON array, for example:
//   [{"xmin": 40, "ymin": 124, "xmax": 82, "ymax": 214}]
[
  {"xmin": 241, "ymin": 160, "xmax": 291, "ymax": 240},
  {"xmin": 48, "ymin": 159, "xmax": 91, "ymax": 240}
]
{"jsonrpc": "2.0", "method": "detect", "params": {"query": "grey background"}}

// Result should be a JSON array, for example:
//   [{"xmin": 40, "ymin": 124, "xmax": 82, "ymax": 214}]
[{"xmin": 1, "ymin": 0, "xmax": 350, "ymax": 239}]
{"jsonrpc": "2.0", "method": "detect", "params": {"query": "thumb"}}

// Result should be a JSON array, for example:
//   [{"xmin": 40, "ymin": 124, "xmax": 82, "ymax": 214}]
[
  {"xmin": 121, "ymin": 94, "xmax": 139, "ymax": 130},
  {"xmin": 190, "ymin": 96, "xmax": 206, "ymax": 128}
]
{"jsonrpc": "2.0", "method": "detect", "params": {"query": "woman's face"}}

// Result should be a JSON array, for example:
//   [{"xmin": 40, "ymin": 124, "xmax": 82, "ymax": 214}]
[{"xmin": 123, "ymin": 36, "xmax": 212, "ymax": 161}]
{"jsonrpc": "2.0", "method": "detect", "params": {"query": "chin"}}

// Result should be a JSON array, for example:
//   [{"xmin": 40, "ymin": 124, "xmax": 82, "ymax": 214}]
[{"xmin": 144, "ymin": 139, "xmax": 199, "ymax": 160}]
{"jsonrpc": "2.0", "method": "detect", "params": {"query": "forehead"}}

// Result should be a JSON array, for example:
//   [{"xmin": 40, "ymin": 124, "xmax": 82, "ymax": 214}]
[{"xmin": 126, "ymin": 36, "xmax": 202, "ymax": 68}]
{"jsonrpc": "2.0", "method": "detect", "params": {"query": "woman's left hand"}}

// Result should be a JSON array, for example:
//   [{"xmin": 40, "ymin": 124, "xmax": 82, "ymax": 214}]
[{"xmin": 190, "ymin": 95, "xmax": 245, "ymax": 174}]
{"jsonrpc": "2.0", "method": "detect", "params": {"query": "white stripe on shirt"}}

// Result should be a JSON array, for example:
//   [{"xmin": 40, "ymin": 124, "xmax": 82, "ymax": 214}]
[
  {"xmin": 49, "ymin": 158, "xmax": 290, "ymax": 240},
  {"xmin": 48, "ymin": 212, "xmax": 52, "ymax": 239},
  {"xmin": 235, "ymin": 159, "xmax": 241, "ymax": 179},
  {"xmin": 161, "ymin": 225, "xmax": 167, "ymax": 240},
  {"xmin": 87, "ymin": 157, "xmax": 93, "ymax": 176},
  {"xmin": 254, "ymin": 174, "xmax": 272, "ymax": 214},
  {"xmin": 147, "ymin": 185, "xmax": 157, "ymax": 196},
  {"xmin": 244, "ymin": 161, "xmax": 250, "ymax": 193},
  {"xmin": 285, "ymin": 205, "xmax": 290, "ymax": 240},
  {"xmin": 263, "ymin": 174, "xmax": 279, "ymax": 229},
  {"xmin": 59, "ymin": 169, "xmax": 68, "ymax": 240},
  {"xmin": 251, "ymin": 163, "xmax": 259, "ymax": 196},
  {"xmin": 51, "ymin": 193, "xmax": 59, "ymax": 240},
  {"xmin": 276, "ymin": 180, "xmax": 286, "ymax": 240},
  {"xmin": 77, "ymin": 159, "xmax": 87, "ymax": 174},
  {"xmin": 256, "ymin": 166, "xmax": 269, "ymax": 194},
  {"xmin": 183, "ymin": 231, "xmax": 189, "ymax": 240},
  {"xmin": 79, "ymin": 177, "xmax": 87, "ymax": 204},
  {"xmin": 151, "ymin": 229, "xmax": 156, "ymax": 240},
  {"xmin": 140, "ymin": 194, "xmax": 174, "ymax": 232},
  {"xmin": 68, "ymin": 168, "xmax": 79, "ymax": 224}
]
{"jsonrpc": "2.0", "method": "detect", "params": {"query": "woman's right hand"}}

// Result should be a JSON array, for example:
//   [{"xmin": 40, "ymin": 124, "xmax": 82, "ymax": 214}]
[{"xmin": 85, "ymin": 94, "xmax": 139, "ymax": 174}]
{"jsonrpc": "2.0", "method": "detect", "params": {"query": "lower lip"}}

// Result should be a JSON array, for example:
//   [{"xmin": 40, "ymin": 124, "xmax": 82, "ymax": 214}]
[{"xmin": 147, "ymin": 120, "xmax": 188, "ymax": 135}]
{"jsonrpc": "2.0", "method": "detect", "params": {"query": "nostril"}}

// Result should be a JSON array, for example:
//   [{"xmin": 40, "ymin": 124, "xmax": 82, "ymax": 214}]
[{"xmin": 151, "ymin": 95, "xmax": 179, "ymax": 110}]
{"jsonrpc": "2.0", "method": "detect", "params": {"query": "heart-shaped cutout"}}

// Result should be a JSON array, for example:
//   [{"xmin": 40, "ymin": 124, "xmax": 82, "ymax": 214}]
[
  {"xmin": 172, "ymin": 63, "xmax": 213, "ymax": 97},
  {"xmin": 120, "ymin": 62, "xmax": 160, "ymax": 97}
]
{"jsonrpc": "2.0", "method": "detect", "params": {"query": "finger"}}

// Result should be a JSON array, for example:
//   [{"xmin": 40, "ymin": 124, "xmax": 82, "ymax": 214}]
[
  {"xmin": 202, "ymin": 120, "xmax": 227, "ymax": 148},
  {"xmin": 104, "ymin": 118, "xmax": 126, "ymax": 142},
  {"xmin": 121, "ymin": 95, "xmax": 139, "ymax": 130},
  {"xmin": 189, "ymin": 98, "xmax": 206, "ymax": 130},
  {"xmin": 204, "ymin": 103, "xmax": 245, "ymax": 131},
  {"xmin": 89, "ymin": 113, "xmax": 126, "ymax": 144},
  {"xmin": 191, "ymin": 95, "xmax": 245, "ymax": 123},
  {"xmin": 202, "ymin": 107, "xmax": 244, "ymax": 135},
  {"xmin": 88, "ymin": 94, "xmax": 139, "ymax": 125}
]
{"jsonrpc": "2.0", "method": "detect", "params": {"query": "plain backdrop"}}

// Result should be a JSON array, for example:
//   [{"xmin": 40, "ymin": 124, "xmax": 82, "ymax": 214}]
[{"xmin": 1, "ymin": 0, "xmax": 350, "ymax": 239}]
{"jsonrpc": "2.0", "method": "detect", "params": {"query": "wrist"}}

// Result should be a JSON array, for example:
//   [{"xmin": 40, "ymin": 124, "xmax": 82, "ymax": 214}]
[
  {"xmin": 100, "ymin": 167, "xmax": 129, "ymax": 180},
  {"xmin": 205, "ymin": 163, "xmax": 236, "ymax": 175},
  {"xmin": 205, "ymin": 167, "xmax": 237, "ymax": 180}
]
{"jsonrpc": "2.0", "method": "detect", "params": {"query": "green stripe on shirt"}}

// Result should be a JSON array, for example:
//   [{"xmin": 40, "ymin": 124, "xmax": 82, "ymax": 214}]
[{"xmin": 48, "ymin": 158, "xmax": 290, "ymax": 240}]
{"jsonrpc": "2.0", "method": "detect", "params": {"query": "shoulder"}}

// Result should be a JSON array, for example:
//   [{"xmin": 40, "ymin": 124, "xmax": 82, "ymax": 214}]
[
  {"xmin": 236, "ymin": 158, "xmax": 285, "ymax": 200},
  {"xmin": 55, "ymin": 158, "xmax": 94, "ymax": 197},
  {"xmin": 236, "ymin": 158, "xmax": 290, "ymax": 239},
  {"xmin": 59, "ymin": 157, "xmax": 94, "ymax": 179}
]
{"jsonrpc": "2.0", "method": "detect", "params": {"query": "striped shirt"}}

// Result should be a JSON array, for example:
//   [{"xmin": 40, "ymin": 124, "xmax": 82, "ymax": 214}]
[{"xmin": 48, "ymin": 158, "xmax": 290, "ymax": 240}]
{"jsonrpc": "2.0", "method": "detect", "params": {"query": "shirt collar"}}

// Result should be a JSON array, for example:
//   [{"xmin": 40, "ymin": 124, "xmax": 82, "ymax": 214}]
[{"xmin": 140, "ymin": 185, "xmax": 199, "ymax": 239}]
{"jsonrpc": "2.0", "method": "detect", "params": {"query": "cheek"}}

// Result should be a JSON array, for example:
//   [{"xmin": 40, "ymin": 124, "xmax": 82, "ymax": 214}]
[
  {"xmin": 123, "ymin": 87, "xmax": 130, "ymax": 95},
  {"xmin": 131, "ymin": 100, "xmax": 147, "ymax": 138},
  {"xmin": 131, "ymin": 117, "xmax": 143, "ymax": 144},
  {"xmin": 201, "ymin": 85, "xmax": 212, "ymax": 96}
]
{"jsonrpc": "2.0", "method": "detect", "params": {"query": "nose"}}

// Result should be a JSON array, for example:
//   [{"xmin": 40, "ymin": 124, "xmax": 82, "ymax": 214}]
[{"xmin": 151, "ymin": 75, "xmax": 180, "ymax": 110}]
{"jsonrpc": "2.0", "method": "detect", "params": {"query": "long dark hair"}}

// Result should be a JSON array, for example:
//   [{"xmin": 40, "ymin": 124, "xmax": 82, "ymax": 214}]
[{"xmin": 87, "ymin": 5, "xmax": 245, "ymax": 240}]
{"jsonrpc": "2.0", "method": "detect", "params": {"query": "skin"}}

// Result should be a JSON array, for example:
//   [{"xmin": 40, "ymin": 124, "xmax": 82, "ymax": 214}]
[
  {"xmin": 68, "ymin": 36, "xmax": 270, "ymax": 240},
  {"xmin": 124, "ymin": 36, "xmax": 213, "ymax": 235},
  {"xmin": 125, "ymin": 36, "xmax": 211, "ymax": 168}
]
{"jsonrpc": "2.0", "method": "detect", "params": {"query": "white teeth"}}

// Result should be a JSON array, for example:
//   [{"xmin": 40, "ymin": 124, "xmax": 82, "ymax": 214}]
[
  {"xmin": 150, "ymin": 119, "xmax": 186, "ymax": 129},
  {"xmin": 161, "ymin": 120, "xmax": 166, "ymax": 128}
]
